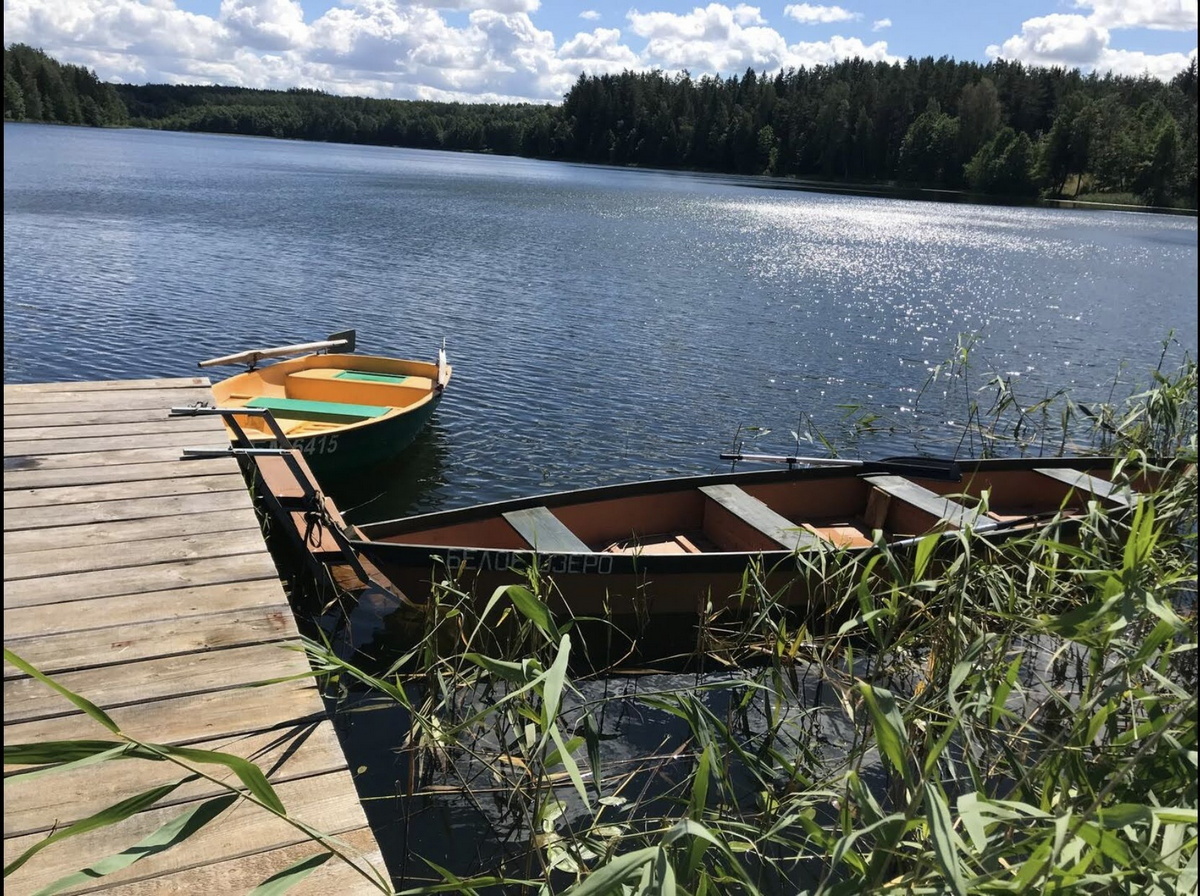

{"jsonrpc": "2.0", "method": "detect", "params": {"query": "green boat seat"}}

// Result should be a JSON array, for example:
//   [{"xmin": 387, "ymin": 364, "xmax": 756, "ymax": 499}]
[
  {"xmin": 334, "ymin": 370, "xmax": 414, "ymax": 384},
  {"xmin": 243, "ymin": 396, "xmax": 389, "ymax": 423}
]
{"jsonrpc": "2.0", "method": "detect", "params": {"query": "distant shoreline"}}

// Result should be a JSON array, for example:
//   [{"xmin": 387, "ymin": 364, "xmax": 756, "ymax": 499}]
[{"xmin": 7, "ymin": 119, "xmax": 1197, "ymax": 218}]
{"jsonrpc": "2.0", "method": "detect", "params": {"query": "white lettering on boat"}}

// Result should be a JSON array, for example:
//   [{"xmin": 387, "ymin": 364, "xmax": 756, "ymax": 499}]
[
  {"xmin": 260, "ymin": 435, "xmax": 340, "ymax": 455},
  {"xmin": 299, "ymin": 434, "xmax": 339, "ymax": 455},
  {"xmin": 443, "ymin": 550, "xmax": 614, "ymax": 574}
]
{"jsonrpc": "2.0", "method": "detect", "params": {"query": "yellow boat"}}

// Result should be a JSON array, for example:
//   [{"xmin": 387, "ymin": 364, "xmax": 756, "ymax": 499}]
[{"xmin": 203, "ymin": 330, "xmax": 450, "ymax": 476}]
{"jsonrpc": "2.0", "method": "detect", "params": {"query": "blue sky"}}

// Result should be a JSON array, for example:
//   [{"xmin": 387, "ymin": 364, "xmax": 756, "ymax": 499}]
[{"xmin": 4, "ymin": 1, "xmax": 1196, "ymax": 104}]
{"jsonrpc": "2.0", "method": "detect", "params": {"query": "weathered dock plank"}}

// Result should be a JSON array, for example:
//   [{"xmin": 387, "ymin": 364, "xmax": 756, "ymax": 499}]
[
  {"xmin": 4, "ymin": 405, "xmax": 222, "ymax": 429},
  {"xmin": 2, "ymin": 605, "xmax": 296, "ymax": 677},
  {"xmin": 3, "ymin": 416, "xmax": 222, "ymax": 442},
  {"xmin": 3, "ymin": 580, "xmax": 288, "ymax": 639},
  {"xmin": 3, "ymin": 377, "xmax": 212, "ymax": 396},
  {"xmin": 3, "ymin": 471, "xmax": 249, "ymax": 509},
  {"xmin": 3, "ymin": 445, "xmax": 223, "ymax": 471},
  {"xmin": 4, "ymin": 489, "xmax": 257, "ymax": 531},
  {"xmin": 6, "ymin": 679, "xmax": 328, "ymax": 755},
  {"xmin": 3, "ymin": 506, "xmax": 263, "ymax": 554},
  {"xmin": 4, "ymin": 428, "xmax": 244, "ymax": 456},
  {"xmin": 3, "ymin": 378, "xmax": 386, "ymax": 894},
  {"xmin": 3, "ymin": 457, "xmax": 238, "ymax": 492},
  {"xmin": 3, "ymin": 551, "xmax": 282, "ymax": 608},
  {"xmin": 3, "ymin": 526, "xmax": 267, "ymax": 580}
]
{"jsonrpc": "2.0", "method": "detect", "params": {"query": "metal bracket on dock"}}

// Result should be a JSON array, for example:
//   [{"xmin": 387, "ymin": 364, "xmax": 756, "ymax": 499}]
[
  {"xmin": 168, "ymin": 405, "xmax": 374, "ymax": 585},
  {"xmin": 181, "ymin": 446, "xmax": 298, "ymax": 458},
  {"xmin": 169, "ymin": 404, "xmax": 296, "ymax": 455}
]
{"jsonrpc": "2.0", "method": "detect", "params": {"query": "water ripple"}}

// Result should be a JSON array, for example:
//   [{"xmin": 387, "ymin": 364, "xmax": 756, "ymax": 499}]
[{"xmin": 5, "ymin": 124, "xmax": 1196, "ymax": 519}]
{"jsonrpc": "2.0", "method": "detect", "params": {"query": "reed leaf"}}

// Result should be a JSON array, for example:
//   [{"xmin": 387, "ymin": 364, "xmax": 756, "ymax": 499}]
[
  {"xmin": 247, "ymin": 851, "xmax": 333, "ymax": 895},
  {"xmin": 856, "ymin": 683, "xmax": 913, "ymax": 791},
  {"xmin": 4, "ymin": 740, "xmax": 158, "ymax": 773},
  {"xmin": 502, "ymin": 583, "xmax": 560, "ymax": 642},
  {"xmin": 33, "ymin": 793, "xmax": 238, "ymax": 896},
  {"xmin": 151, "ymin": 744, "xmax": 287, "ymax": 816},
  {"xmin": 4, "ymin": 781, "xmax": 189, "ymax": 878},
  {"xmin": 4, "ymin": 648, "xmax": 119, "ymax": 733},
  {"xmin": 924, "ymin": 780, "xmax": 968, "ymax": 896},
  {"xmin": 562, "ymin": 846, "xmax": 660, "ymax": 894}
]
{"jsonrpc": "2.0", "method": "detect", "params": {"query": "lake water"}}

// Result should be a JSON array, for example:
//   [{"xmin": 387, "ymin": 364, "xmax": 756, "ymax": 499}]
[
  {"xmin": 5, "ymin": 122, "xmax": 1197, "ymax": 889},
  {"xmin": 4, "ymin": 122, "xmax": 1197, "ymax": 525}
]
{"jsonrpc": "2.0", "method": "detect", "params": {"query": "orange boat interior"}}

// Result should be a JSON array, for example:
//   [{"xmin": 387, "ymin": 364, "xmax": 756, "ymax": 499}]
[
  {"xmin": 381, "ymin": 465, "xmax": 1138, "ymax": 555},
  {"xmin": 211, "ymin": 354, "xmax": 444, "ymax": 439}
]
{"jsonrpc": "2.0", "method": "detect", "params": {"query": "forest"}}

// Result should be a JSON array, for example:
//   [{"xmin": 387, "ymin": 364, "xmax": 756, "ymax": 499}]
[{"xmin": 5, "ymin": 42, "xmax": 1197, "ymax": 209}]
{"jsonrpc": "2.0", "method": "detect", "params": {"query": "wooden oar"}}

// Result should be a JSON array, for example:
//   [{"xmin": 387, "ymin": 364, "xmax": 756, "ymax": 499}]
[
  {"xmin": 720, "ymin": 452, "xmax": 962, "ymax": 481},
  {"xmin": 198, "ymin": 329, "xmax": 356, "ymax": 368}
]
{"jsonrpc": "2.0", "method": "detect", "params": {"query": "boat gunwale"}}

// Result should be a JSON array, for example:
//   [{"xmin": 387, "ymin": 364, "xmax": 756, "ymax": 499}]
[{"xmin": 354, "ymin": 455, "xmax": 1135, "ymax": 542}]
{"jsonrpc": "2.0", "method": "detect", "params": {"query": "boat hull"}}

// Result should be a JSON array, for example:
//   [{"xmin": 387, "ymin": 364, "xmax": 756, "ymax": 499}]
[
  {"xmin": 354, "ymin": 541, "xmax": 830, "ymax": 618},
  {"xmin": 277, "ymin": 390, "xmax": 444, "ymax": 477}
]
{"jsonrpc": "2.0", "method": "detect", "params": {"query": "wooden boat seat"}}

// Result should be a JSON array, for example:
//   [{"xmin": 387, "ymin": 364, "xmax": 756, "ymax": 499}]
[
  {"xmin": 284, "ymin": 369, "xmax": 434, "ymax": 406},
  {"xmin": 502, "ymin": 506, "xmax": 590, "ymax": 553},
  {"xmin": 862, "ymin": 474, "xmax": 1001, "ymax": 531},
  {"xmin": 289, "ymin": 367, "xmax": 431, "ymax": 387},
  {"xmin": 332, "ymin": 370, "xmax": 415, "ymax": 384},
  {"xmin": 243, "ymin": 396, "xmax": 389, "ymax": 423},
  {"xmin": 1034, "ymin": 467, "xmax": 1133, "ymax": 508},
  {"xmin": 699, "ymin": 484, "xmax": 822, "ymax": 550}
]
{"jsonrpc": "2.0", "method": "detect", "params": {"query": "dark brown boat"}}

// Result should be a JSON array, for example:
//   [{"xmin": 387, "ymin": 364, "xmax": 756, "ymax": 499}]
[{"xmin": 347, "ymin": 455, "xmax": 1169, "ymax": 617}]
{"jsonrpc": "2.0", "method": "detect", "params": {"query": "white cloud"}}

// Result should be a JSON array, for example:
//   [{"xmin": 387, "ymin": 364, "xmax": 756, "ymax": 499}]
[
  {"xmin": 785, "ymin": 35, "xmax": 898, "ymax": 68},
  {"xmin": 986, "ymin": 11, "xmax": 1194, "ymax": 78},
  {"xmin": 987, "ymin": 14, "xmax": 1108, "ymax": 67},
  {"xmin": 560, "ymin": 27, "xmax": 640, "ymax": 68},
  {"xmin": 1073, "ymin": 0, "xmax": 1197, "ymax": 31},
  {"xmin": 627, "ymin": 4, "xmax": 785, "ymax": 72},
  {"xmin": 219, "ymin": 0, "xmax": 307, "ymax": 51},
  {"xmin": 4, "ymin": 0, "xmax": 1192, "ymax": 106},
  {"xmin": 783, "ymin": 4, "xmax": 860, "ymax": 25},
  {"xmin": 627, "ymin": 3, "xmax": 766, "ymax": 40},
  {"xmin": 1095, "ymin": 45, "xmax": 1197, "ymax": 79}
]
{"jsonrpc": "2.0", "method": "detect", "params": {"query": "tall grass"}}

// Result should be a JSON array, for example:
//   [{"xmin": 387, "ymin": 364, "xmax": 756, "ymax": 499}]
[{"xmin": 5, "ymin": 350, "xmax": 1196, "ymax": 895}]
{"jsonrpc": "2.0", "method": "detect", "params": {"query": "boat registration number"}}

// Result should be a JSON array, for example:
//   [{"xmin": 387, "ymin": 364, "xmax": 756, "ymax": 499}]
[
  {"xmin": 262, "ymin": 435, "xmax": 339, "ymax": 455},
  {"xmin": 299, "ymin": 435, "xmax": 339, "ymax": 456}
]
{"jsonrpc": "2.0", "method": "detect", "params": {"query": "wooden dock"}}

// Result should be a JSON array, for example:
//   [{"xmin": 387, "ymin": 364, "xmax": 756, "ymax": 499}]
[{"xmin": 3, "ymin": 378, "xmax": 388, "ymax": 895}]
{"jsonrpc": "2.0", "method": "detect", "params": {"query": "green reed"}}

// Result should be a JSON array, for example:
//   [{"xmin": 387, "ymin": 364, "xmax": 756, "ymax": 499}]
[{"xmin": 5, "ymin": 346, "xmax": 1195, "ymax": 895}]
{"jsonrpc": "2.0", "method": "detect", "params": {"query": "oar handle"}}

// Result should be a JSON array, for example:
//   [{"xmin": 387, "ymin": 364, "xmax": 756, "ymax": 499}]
[
  {"xmin": 198, "ymin": 337, "xmax": 350, "ymax": 368},
  {"xmin": 721, "ymin": 452, "xmax": 962, "ymax": 481},
  {"xmin": 720, "ymin": 452, "xmax": 860, "ymax": 466}
]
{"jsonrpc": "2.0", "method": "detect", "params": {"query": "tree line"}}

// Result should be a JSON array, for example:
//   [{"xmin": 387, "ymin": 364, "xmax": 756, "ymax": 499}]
[
  {"xmin": 4, "ymin": 44, "xmax": 127, "ymax": 128},
  {"xmin": 5, "ymin": 42, "xmax": 1196, "ymax": 208}
]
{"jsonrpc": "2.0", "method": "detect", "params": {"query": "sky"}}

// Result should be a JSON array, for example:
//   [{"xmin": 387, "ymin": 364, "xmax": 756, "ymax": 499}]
[{"xmin": 3, "ymin": 0, "xmax": 1197, "ymax": 105}]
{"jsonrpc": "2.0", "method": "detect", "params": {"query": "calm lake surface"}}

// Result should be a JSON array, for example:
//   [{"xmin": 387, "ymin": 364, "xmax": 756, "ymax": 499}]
[
  {"xmin": 5, "ymin": 122, "xmax": 1197, "ymax": 524},
  {"xmin": 5, "ymin": 122, "xmax": 1198, "ymax": 888}
]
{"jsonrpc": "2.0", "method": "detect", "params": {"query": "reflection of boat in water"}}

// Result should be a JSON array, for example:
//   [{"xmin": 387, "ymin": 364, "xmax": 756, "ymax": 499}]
[
  {"xmin": 203, "ymin": 330, "xmax": 450, "ymax": 478},
  {"xmin": 346, "ymin": 455, "xmax": 1170, "ymax": 617}
]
